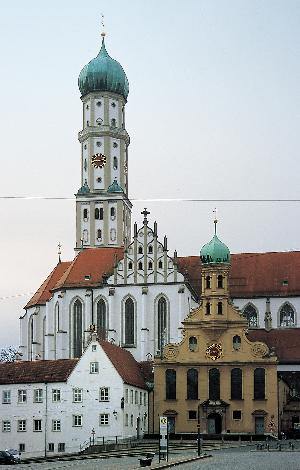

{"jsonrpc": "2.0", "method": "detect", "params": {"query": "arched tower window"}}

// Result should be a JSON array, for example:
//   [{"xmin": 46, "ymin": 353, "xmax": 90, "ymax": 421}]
[
  {"xmin": 110, "ymin": 207, "xmax": 116, "ymax": 219},
  {"xmin": 138, "ymin": 262, "xmax": 143, "ymax": 270},
  {"xmin": 97, "ymin": 299, "xmax": 107, "ymax": 340},
  {"xmin": 138, "ymin": 246, "xmax": 143, "ymax": 254},
  {"xmin": 279, "ymin": 303, "xmax": 295, "ymax": 327},
  {"xmin": 254, "ymin": 368, "xmax": 265, "ymax": 400},
  {"xmin": 189, "ymin": 336, "xmax": 198, "ymax": 352},
  {"xmin": 95, "ymin": 208, "xmax": 100, "ymax": 219},
  {"xmin": 157, "ymin": 297, "xmax": 167, "ymax": 353},
  {"xmin": 73, "ymin": 299, "xmax": 83, "ymax": 358},
  {"xmin": 233, "ymin": 335, "xmax": 241, "ymax": 350},
  {"xmin": 83, "ymin": 208, "xmax": 88, "ymax": 220},
  {"xmin": 206, "ymin": 276, "xmax": 211, "ymax": 289},
  {"xmin": 158, "ymin": 260, "xmax": 163, "ymax": 269},
  {"xmin": 113, "ymin": 157, "xmax": 118, "ymax": 170},
  {"xmin": 165, "ymin": 369, "xmax": 176, "ymax": 400},
  {"xmin": 209, "ymin": 368, "xmax": 220, "ymax": 400},
  {"xmin": 231, "ymin": 368, "xmax": 242, "ymax": 399},
  {"xmin": 148, "ymin": 245, "xmax": 153, "ymax": 254},
  {"xmin": 217, "ymin": 275, "xmax": 223, "ymax": 288},
  {"xmin": 206, "ymin": 302, "xmax": 211, "ymax": 315},
  {"xmin": 124, "ymin": 298, "xmax": 135, "ymax": 346},
  {"xmin": 187, "ymin": 369, "xmax": 198, "ymax": 400},
  {"xmin": 243, "ymin": 304, "xmax": 258, "ymax": 327},
  {"xmin": 217, "ymin": 302, "xmax": 223, "ymax": 315},
  {"xmin": 99, "ymin": 208, "xmax": 104, "ymax": 220}
]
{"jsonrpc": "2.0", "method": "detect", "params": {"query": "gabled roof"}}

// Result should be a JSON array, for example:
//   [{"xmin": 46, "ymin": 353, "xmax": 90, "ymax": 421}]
[
  {"xmin": 248, "ymin": 329, "xmax": 300, "ymax": 364},
  {"xmin": 99, "ymin": 340, "xmax": 148, "ymax": 389},
  {"xmin": 177, "ymin": 251, "xmax": 300, "ymax": 299},
  {"xmin": 54, "ymin": 247, "xmax": 124, "ymax": 290},
  {"xmin": 0, "ymin": 359, "xmax": 78, "ymax": 384},
  {"xmin": 25, "ymin": 262, "xmax": 71, "ymax": 309}
]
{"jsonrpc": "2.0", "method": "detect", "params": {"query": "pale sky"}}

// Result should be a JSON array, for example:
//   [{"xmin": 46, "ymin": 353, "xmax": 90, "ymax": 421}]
[{"xmin": 0, "ymin": 0, "xmax": 299, "ymax": 349}]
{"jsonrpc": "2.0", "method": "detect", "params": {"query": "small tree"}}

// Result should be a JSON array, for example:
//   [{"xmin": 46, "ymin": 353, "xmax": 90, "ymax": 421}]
[{"xmin": 0, "ymin": 346, "xmax": 17, "ymax": 362}]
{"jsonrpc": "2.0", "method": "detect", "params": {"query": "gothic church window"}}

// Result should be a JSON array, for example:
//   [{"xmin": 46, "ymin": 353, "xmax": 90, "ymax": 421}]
[
  {"xmin": 138, "ymin": 262, "xmax": 143, "ymax": 270},
  {"xmin": 209, "ymin": 368, "xmax": 220, "ymax": 400},
  {"xmin": 97, "ymin": 299, "xmax": 107, "ymax": 340},
  {"xmin": 157, "ymin": 297, "xmax": 167, "ymax": 353},
  {"xmin": 254, "ymin": 368, "xmax": 265, "ymax": 400},
  {"xmin": 148, "ymin": 261, "xmax": 153, "ymax": 270},
  {"xmin": 128, "ymin": 261, "xmax": 133, "ymax": 270},
  {"xmin": 231, "ymin": 368, "xmax": 242, "ymax": 400},
  {"xmin": 148, "ymin": 245, "xmax": 153, "ymax": 254},
  {"xmin": 158, "ymin": 260, "xmax": 163, "ymax": 269},
  {"xmin": 124, "ymin": 298, "xmax": 135, "ymax": 346},
  {"xmin": 165, "ymin": 369, "xmax": 176, "ymax": 400},
  {"xmin": 243, "ymin": 304, "xmax": 258, "ymax": 328},
  {"xmin": 72, "ymin": 300, "xmax": 83, "ymax": 358},
  {"xmin": 279, "ymin": 303, "xmax": 295, "ymax": 327},
  {"xmin": 187, "ymin": 369, "xmax": 198, "ymax": 400},
  {"xmin": 138, "ymin": 246, "xmax": 143, "ymax": 254}
]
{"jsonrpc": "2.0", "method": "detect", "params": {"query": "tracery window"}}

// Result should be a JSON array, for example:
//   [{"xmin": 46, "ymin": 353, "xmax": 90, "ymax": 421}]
[
  {"xmin": 254, "ymin": 368, "xmax": 265, "ymax": 400},
  {"xmin": 73, "ymin": 300, "xmax": 83, "ymax": 357},
  {"xmin": 97, "ymin": 299, "xmax": 107, "ymax": 340},
  {"xmin": 166, "ymin": 369, "xmax": 176, "ymax": 400},
  {"xmin": 231, "ymin": 368, "xmax": 242, "ymax": 399},
  {"xmin": 243, "ymin": 304, "xmax": 258, "ymax": 327},
  {"xmin": 279, "ymin": 303, "xmax": 295, "ymax": 327},
  {"xmin": 209, "ymin": 368, "xmax": 220, "ymax": 400},
  {"xmin": 187, "ymin": 369, "xmax": 198, "ymax": 400},
  {"xmin": 124, "ymin": 298, "xmax": 135, "ymax": 346},
  {"xmin": 157, "ymin": 297, "xmax": 167, "ymax": 353}
]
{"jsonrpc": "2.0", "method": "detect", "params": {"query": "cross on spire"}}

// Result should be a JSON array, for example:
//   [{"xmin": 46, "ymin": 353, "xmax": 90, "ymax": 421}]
[
  {"xmin": 141, "ymin": 208, "xmax": 150, "ymax": 225},
  {"xmin": 58, "ymin": 242, "xmax": 62, "ymax": 263},
  {"xmin": 101, "ymin": 13, "xmax": 106, "ymax": 38},
  {"xmin": 213, "ymin": 207, "xmax": 218, "ymax": 235}
]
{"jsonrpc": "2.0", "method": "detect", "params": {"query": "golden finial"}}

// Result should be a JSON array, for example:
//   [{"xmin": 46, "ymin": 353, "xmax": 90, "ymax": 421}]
[
  {"xmin": 213, "ymin": 208, "xmax": 218, "ymax": 235},
  {"xmin": 101, "ymin": 14, "xmax": 106, "ymax": 38}
]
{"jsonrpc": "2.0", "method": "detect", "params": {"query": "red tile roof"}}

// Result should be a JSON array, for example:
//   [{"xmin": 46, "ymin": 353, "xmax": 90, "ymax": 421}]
[
  {"xmin": 54, "ymin": 247, "xmax": 124, "ymax": 290},
  {"xmin": 177, "ymin": 251, "xmax": 300, "ymax": 299},
  {"xmin": 248, "ymin": 329, "xmax": 300, "ymax": 364},
  {"xmin": 0, "ymin": 359, "xmax": 78, "ymax": 384},
  {"xmin": 25, "ymin": 262, "xmax": 72, "ymax": 308},
  {"xmin": 100, "ymin": 340, "xmax": 148, "ymax": 389}
]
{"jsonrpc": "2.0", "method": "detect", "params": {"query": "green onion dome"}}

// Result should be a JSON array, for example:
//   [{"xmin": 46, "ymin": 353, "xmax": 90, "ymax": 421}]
[
  {"xmin": 200, "ymin": 234, "xmax": 231, "ymax": 265},
  {"xmin": 78, "ymin": 37, "xmax": 129, "ymax": 100}
]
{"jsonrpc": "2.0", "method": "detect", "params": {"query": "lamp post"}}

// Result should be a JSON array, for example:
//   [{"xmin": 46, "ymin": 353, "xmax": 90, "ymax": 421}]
[{"xmin": 197, "ymin": 403, "xmax": 202, "ymax": 457}]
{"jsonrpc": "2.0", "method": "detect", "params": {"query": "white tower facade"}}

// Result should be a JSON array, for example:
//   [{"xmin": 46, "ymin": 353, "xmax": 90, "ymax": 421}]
[{"xmin": 76, "ymin": 37, "xmax": 131, "ymax": 249}]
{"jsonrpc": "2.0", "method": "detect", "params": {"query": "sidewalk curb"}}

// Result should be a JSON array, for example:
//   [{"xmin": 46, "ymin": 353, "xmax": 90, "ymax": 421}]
[{"xmin": 141, "ymin": 454, "xmax": 212, "ymax": 469}]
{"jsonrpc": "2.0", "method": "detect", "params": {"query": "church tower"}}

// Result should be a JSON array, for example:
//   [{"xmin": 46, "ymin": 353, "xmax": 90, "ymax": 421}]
[{"xmin": 76, "ymin": 31, "xmax": 131, "ymax": 249}]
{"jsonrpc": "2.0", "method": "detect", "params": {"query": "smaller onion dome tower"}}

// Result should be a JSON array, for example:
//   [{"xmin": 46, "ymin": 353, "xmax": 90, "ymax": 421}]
[
  {"xmin": 76, "ymin": 27, "xmax": 131, "ymax": 250},
  {"xmin": 200, "ymin": 215, "xmax": 231, "ymax": 319}
]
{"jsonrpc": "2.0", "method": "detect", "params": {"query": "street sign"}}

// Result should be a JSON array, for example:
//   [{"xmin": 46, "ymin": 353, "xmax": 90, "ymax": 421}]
[{"xmin": 159, "ymin": 416, "xmax": 169, "ymax": 462}]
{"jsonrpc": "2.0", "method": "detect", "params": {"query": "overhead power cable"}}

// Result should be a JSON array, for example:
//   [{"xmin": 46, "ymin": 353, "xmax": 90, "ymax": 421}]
[{"xmin": 1, "ymin": 196, "xmax": 300, "ymax": 202}]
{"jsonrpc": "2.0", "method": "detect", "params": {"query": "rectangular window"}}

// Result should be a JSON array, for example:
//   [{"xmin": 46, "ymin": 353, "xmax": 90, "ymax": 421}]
[
  {"xmin": 19, "ymin": 444, "xmax": 25, "ymax": 453},
  {"xmin": 140, "ymin": 392, "xmax": 143, "ymax": 405},
  {"xmin": 99, "ymin": 414, "xmax": 109, "ymax": 426},
  {"xmin": 125, "ymin": 389, "xmax": 128, "ymax": 403},
  {"xmin": 130, "ymin": 414, "xmax": 134, "ymax": 427},
  {"xmin": 72, "ymin": 415, "xmax": 82, "ymax": 427},
  {"xmin": 233, "ymin": 410, "xmax": 242, "ymax": 420},
  {"xmin": 125, "ymin": 414, "xmax": 128, "ymax": 426},
  {"xmin": 144, "ymin": 393, "xmax": 147, "ymax": 406},
  {"xmin": 34, "ymin": 389, "xmax": 43, "ymax": 403},
  {"xmin": 52, "ymin": 420, "xmax": 61, "ymax": 432},
  {"xmin": 73, "ymin": 388, "xmax": 83, "ymax": 403},
  {"xmin": 48, "ymin": 443, "xmax": 54, "ymax": 452},
  {"xmin": 188, "ymin": 410, "xmax": 197, "ymax": 420},
  {"xmin": 33, "ymin": 419, "xmax": 42, "ymax": 432},
  {"xmin": 135, "ymin": 390, "xmax": 138, "ymax": 404},
  {"xmin": 90, "ymin": 362, "xmax": 99, "ymax": 374},
  {"xmin": 52, "ymin": 389, "xmax": 61, "ymax": 402},
  {"xmin": 92, "ymin": 345, "xmax": 97, "ymax": 352},
  {"xmin": 2, "ymin": 390, "xmax": 11, "ymax": 404},
  {"xmin": 17, "ymin": 420, "xmax": 26, "ymax": 432},
  {"xmin": 58, "ymin": 443, "xmax": 65, "ymax": 452},
  {"xmin": 2, "ymin": 420, "xmax": 11, "ymax": 432},
  {"xmin": 99, "ymin": 387, "xmax": 109, "ymax": 402},
  {"xmin": 18, "ymin": 389, "xmax": 27, "ymax": 403},
  {"xmin": 130, "ymin": 390, "xmax": 134, "ymax": 404}
]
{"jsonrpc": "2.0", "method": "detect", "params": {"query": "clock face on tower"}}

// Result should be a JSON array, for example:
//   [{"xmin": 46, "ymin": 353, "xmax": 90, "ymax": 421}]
[{"xmin": 91, "ymin": 153, "xmax": 107, "ymax": 168}]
